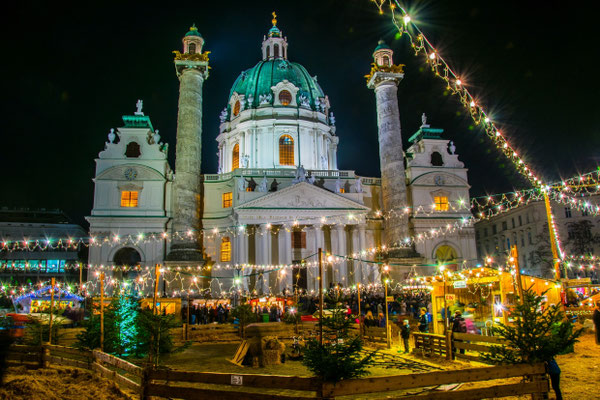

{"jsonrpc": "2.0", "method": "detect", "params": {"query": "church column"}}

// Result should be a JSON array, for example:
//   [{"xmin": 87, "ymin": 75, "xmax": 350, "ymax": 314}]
[
  {"xmin": 306, "ymin": 226, "xmax": 316, "ymax": 292},
  {"xmin": 314, "ymin": 225, "xmax": 325, "ymax": 288},
  {"xmin": 255, "ymin": 225, "xmax": 270, "ymax": 294},
  {"xmin": 350, "ymin": 225, "xmax": 360, "ymax": 285},
  {"xmin": 358, "ymin": 223, "xmax": 367, "ymax": 284},
  {"xmin": 282, "ymin": 228, "xmax": 292, "ymax": 293},
  {"xmin": 367, "ymin": 41, "xmax": 413, "ymax": 258},
  {"xmin": 167, "ymin": 29, "xmax": 210, "ymax": 262},
  {"xmin": 334, "ymin": 225, "xmax": 347, "ymax": 287}
]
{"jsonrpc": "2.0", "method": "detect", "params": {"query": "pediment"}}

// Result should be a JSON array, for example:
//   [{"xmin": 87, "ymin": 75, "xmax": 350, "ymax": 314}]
[
  {"xmin": 236, "ymin": 182, "xmax": 369, "ymax": 211},
  {"xmin": 410, "ymin": 171, "xmax": 468, "ymax": 187},
  {"xmin": 96, "ymin": 164, "xmax": 165, "ymax": 181}
]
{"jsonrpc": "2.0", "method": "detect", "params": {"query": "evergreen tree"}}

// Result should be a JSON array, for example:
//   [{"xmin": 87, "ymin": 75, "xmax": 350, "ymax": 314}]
[
  {"xmin": 113, "ymin": 290, "xmax": 139, "ymax": 356},
  {"xmin": 135, "ymin": 309, "xmax": 186, "ymax": 365},
  {"xmin": 482, "ymin": 288, "xmax": 582, "ymax": 364},
  {"xmin": 302, "ymin": 293, "xmax": 374, "ymax": 382}
]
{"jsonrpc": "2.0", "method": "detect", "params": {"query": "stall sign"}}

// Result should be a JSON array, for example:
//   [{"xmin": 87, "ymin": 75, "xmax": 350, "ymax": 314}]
[
  {"xmin": 386, "ymin": 296, "xmax": 394, "ymax": 302},
  {"xmin": 453, "ymin": 280, "xmax": 467, "ymax": 289},
  {"xmin": 445, "ymin": 294, "xmax": 456, "ymax": 301}
]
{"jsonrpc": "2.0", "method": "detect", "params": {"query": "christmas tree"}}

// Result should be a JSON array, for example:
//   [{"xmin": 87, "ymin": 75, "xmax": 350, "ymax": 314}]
[
  {"xmin": 482, "ymin": 288, "xmax": 582, "ymax": 364},
  {"xmin": 113, "ymin": 290, "xmax": 139, "ymax": 357}
]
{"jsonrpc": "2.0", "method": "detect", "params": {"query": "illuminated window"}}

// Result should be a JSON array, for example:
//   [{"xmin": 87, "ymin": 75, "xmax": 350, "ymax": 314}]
[
  {"xmin": 222, "ymin": 192, "xmax": 232, "ymax": 208},
  {"xmin": 121, "ymin": 191, "xmax": 139, "ymax": 207},
  {"xmin": 220, "ymin": 237, "xmax": 231, "ymax": 262},
  {"xmin": 279, "ymin": 135, "xmax": 294, "ymax": 165},
  {"xmin": 233, "ymin": 101, "xmax": 241, "ymax": 116},
  {"xmin": 339, "ymin": 188, "xmax": 345, "ymax": 193},
  {"xmin": 434, "ymin": 196, "xmax": 448, "ymax": 211},
  {"xmin": 188, "ymin": 42, "xmax": 196, "ymax": 54},
  {"xmin": 435, "ymin": 245, "xmax": 457, "ymax": 262},
  {"xmin": 382, "ymin": 55, "xmax": 390, "ymax": 66},
  {"xmin": 232, "ymin": 143, "xmax": 239, "ymax": 170},
  {"xmin": 279, "ymin": 90, "xmax": 292, "ymax": 106}
]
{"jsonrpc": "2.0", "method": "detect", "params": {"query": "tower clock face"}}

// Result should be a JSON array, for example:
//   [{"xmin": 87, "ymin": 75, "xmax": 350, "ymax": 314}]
[
  {"xmin": 434, "ymin": 175, "xmax": 445, "ymax": 186},
  {"xmin": 124, "ymin": 168, "xmax": 137, "ymax": 181}
]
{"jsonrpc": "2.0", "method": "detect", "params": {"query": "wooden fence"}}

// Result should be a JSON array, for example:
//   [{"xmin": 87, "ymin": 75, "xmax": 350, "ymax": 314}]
[
  {"xmin": 6, "ymin": 343, "xmax": 549, "ymax": 399},
  {"xmin": 362, "ymin": 325, "xmax": 400, "ymax": 347},
  {"xmin": 412, "ymin": 331, "xmax": 507, "ymax": 363}
]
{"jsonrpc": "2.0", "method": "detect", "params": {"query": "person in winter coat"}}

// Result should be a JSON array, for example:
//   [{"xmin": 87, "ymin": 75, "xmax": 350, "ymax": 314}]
[
  {"xmin": 400, "ymin": 319, "xmax": 411, "ymax": 353},
  {"xmin": 451, "ymin": 310, "xmax": 467, "ymax": 355},
  {"xmin": 418, "ymin": 308, "xmax": 429, "ymax": 332},
  {"xmin": 546, "ymin": 358, "xmax": 563, "ymax": 400},
  {"xmin": 593, "ymin": 301, "xmax": 600, "ymax": 345}
]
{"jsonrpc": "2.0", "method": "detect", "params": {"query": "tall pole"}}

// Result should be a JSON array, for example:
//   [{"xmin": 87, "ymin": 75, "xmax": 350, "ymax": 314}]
[
  {"xmin": 543, "ymin": 192, "xmax": 562, "ymax": 281},
  {"xmin": 442, "ymin": 268, "xmax": 448, "ymax": 334},
  {"xmin": 153, "ymin": 264, "xmax": 161, "ymax": 315},
  {"xmin": 100, "ymin": 272, "xmax": 105, "ymax": 351},
  {"xmin": 48, "ymin": 277, "xmax": 55, "ymax": 344},
  {"xmin": 384, "ymin": 277, "xmax": 390, "ymax": 349},
  {"xmin": 79, "ymin": 262, "xmax": 83, "ymax": 295},
  {"xmin": 318, "ymin": 248, "xmax": 324, "ymax": 346},
  {"xmin": 511, "ymin": 245, "xmax": 524, "ymax": 304},
  {"xmin": 357, "ymin": 282, "xmax": 362, "ymax": 337}
]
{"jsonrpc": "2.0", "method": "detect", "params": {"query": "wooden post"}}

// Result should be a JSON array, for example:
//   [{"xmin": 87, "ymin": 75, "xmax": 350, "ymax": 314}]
[
  {"xmin": 442, "ymin": 269, "xmax": 448, "ymax": 334},
  {"xmin": 318, "ymin": 248, "xmax": 323, "ymax": 346},
  {"xmin": 384, "ymin": 278, "xmax": 390, "ymax": 349},
  {"xmin": 357, "ymin": 283, "xmax": 362, "ymax": 338},
  {"xmin": 186, "ymin": 291, "xmax": 190, "ymax": 340},
  {"xmin": 100, "ymin": 271, "xmax": 105, "ymax": 352},
  {"xmin": 511, "ymin": 245, "xmax": 524, "ymax": 304},
  {"xmin": 48, "ymin": 277, "xmax": 55, "ymax": 344},
  {"xmin": 445, "ymin": 330, "xmax": 453, "ymax": 361},
  {"xmin": 499, "ymin": 273, "xmax": 509, "ymax": 325},
  {"xmin": 543, "ymin": 191, "xmax": 562, "ymax": 281},
  {"xmin": 42, "ymin": 345, "xmax": 50, "ymax": 368},
  {"xmin": 153, "ymin": 264, "xmax": 161, "ymax": 315},
  {"xmin": 79, "ymin": 262, "xmax": 83, "ymax": 294}
]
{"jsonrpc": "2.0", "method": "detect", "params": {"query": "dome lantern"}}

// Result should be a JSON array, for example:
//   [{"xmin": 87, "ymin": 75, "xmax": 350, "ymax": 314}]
[
  {"xmin": 262, "ymin": 12, "xmax": 288, "ymax": 61},
  {"xmin": 373, "ymin": 40, "xmax": 393, "ymax": 67},
  {"xmin": 183, "ymin": 24, "xmax": 204, "ymax": 54}
]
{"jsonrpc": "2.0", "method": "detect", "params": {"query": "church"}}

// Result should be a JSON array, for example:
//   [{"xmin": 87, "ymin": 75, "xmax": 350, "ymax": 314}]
[{"xmin": 86, "ymin": 16, "xmax": 477, "ymax": 296}]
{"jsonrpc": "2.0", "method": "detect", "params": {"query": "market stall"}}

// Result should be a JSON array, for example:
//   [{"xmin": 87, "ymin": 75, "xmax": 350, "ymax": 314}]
[{"xmin": 427, "ymin": 267, "xmax": 561, "ymax": 334}]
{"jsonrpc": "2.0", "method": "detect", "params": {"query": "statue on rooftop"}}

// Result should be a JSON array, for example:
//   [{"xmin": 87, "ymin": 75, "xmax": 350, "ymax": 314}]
[{"xmin": 135, "ymin": 99, "xmax": 144, "ymax": 116}]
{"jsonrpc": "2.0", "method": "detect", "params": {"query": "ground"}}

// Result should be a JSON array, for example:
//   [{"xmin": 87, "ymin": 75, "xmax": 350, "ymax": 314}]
[
  {"xmin": 0, "ymin": 366, "xmax": 131, "ymax": 400},
  {"xmin": 2, "ymin": 333, "xmax": 597, "ymax": 399}
]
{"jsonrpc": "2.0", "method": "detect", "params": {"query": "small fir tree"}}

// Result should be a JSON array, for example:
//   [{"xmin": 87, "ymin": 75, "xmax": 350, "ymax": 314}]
[
  {"xmin": 302, "ymin": 294, "xmax": 374, "ymax": 382},
  {"xmin": 231, "ymin": 301, "xmax": 255, "ymax": 338},
  {"xmin": 113, "ymin": 290, "xmax": 139, "ymax": 356},
  {"xmin": 482, "ymin": 288, "xmax": 582, "ymax": 364},
  {"xmin": 136, "ymin": 309, "xmax": 187, "ymax": 365}
]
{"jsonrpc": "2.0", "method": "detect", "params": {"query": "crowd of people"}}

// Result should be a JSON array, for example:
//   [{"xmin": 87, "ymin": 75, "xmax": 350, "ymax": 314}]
[{"xmin": 180, "ymin": 302, "xmax": 231, "ymax": 325}]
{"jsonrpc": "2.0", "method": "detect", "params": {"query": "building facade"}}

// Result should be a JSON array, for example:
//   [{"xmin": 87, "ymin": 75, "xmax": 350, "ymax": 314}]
[
  {"xmin": 474, "ymin": 196, "xmax": 600, "ymax": 281},
  {"xmin": 0, "ymin": 208, "xmax": 87, "ymax": 285},
  {"xmin": 87, "ymin": 19, "xmax": 478, "ymax": 295}
]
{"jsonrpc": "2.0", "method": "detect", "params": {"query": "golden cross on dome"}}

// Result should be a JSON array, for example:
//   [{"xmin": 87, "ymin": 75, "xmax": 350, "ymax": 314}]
[{"xmin": 272, "ymin": 11, "xmax": 277, "ymax": 27}]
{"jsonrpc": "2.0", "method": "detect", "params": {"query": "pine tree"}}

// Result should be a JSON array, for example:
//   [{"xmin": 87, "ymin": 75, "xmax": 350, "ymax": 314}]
[
  {"xmin": 302, "ymin": 293, "xmax": 375, "ymax": 382},
  {"xmin": 482, "ymin": 288, "xmax": 582, "ymax": 364},
  {"xmin": 113, "ymin": 291, "xmax": 139, "ymax": 356}
]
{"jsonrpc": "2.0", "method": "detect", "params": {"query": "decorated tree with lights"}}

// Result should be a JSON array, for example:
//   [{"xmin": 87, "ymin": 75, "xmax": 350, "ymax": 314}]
[{"xmin": 113, "ymin": 290, "xmax": 139, "ymax": 357}]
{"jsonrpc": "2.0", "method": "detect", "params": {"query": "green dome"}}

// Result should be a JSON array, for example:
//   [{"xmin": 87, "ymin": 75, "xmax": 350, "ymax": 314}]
[
  {"xmin": 374, "ymin": 40, "xmax": 391, "ymax": 52},
  {"xmin": 185, "ymin": 24, "xmax": 202, "ymax": 37},
  {"xmin": 228, "ymin": 59, "xmax": 325, "ymax": 110}
]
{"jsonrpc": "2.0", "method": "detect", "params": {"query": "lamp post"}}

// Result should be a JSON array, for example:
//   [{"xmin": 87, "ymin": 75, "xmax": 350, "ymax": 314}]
[{"xmin": 383, "ymin": 264, "xmax": 391, "ymax": 349}]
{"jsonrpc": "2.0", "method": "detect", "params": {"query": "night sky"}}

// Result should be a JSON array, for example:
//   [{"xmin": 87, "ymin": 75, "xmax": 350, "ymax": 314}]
[{"xmin": 3, "ymin": 1, "xmax": 599, "ymax": 226}]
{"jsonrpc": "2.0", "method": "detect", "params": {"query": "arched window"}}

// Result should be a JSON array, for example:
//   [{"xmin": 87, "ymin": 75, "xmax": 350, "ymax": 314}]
[
  {"xmin": 220, "ymin": 237, "xmax": 231, "ymax": 262},
  {"xmin": 232, "ymin": 143, "xmax": 239, "ymax": 170},
  {"xmin": 188, "ymin": 42, "xmax": 196, "ymax": 54},
  {"xmin": 435, "ymin": 245, "xmax": 457, "ymax": 263},
  {"xmin": 266, "ymin": 46, "xmax": 270, "ymax": 59},
  {"xmin": 279, "ymin": 135, "xmax": 294, "ymax": 165},
  {"xmin": 382, "ymin": 55, "xmax": 390, "ymax": 66},
  {"xmin": 125, "ymin": 142, "xmax": 141, "ymax": 158},
  {"xmin": 430, "ymin": 151, "xmax": 444, "ymax": 166},
  {"xmin": 233, "ymin": 100, "xmax": 241, "ymax": 116},
  {"xmin": 274, "ymin": 44, "xmax": 279, "ymax": 58},
  {"xmin": 113, "ymin": 247, "xmax": 142, "ymax": 267},
  {"xmin": 278, "ymin": 90, "xmax": 292, "ymax": 106}
]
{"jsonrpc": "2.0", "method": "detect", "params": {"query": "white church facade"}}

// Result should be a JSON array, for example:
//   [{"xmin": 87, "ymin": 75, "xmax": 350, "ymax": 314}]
[{"xmin": 87, "ymin": 18, "xmax": 477, "ymax": 295}]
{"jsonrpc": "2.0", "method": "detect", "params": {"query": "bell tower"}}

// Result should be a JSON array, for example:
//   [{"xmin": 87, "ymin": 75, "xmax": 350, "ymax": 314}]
[
  {"xmin": 367, "ymin": 40, "xmax": 417, "ymax": 259},
  {"xmin": 167, "ymin": 25, "xmax": 210, "ymax": 262}
]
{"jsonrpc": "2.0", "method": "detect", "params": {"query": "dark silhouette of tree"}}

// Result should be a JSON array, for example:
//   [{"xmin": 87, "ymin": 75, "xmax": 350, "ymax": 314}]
[{"xmin": 565, "ymin": 220, "xmax": 599, "ymax": 256}]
